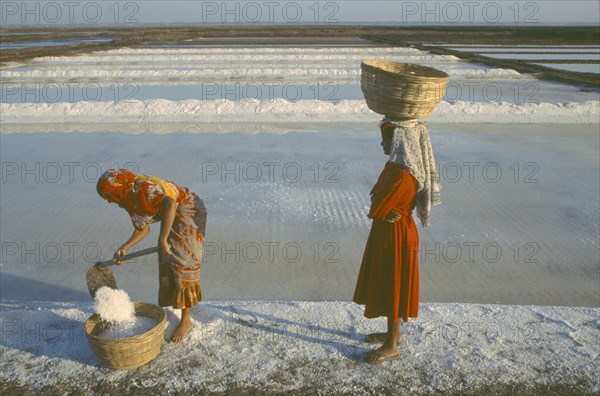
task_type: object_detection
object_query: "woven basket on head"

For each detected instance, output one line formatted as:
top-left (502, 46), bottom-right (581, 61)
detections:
top-left (361, 60), bottom-right (449, 120)
top-left (84, 302), bottom-right (167, 370)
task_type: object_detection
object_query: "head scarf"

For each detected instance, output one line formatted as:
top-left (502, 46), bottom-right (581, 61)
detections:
top-left (380, 118), bottom-right (441, 227)
top-left (97, 168), bottom-right (136, 204)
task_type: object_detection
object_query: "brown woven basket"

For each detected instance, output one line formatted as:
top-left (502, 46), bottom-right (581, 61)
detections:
top-left (84, 302), bottom-right (167, 370)
top-left (361, 60), bottom-right (449, 120)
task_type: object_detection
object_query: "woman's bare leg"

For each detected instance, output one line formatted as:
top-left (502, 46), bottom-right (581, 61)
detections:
top-left (171, 307), bottom-right (193, 343)
top-left (364, 317), bottom-right (400, 362)
top-left (365, 330), bottom-right (403, 344)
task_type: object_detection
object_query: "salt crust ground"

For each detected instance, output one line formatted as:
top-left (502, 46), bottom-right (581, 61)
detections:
top-left (0, 300), bottom-right (598, 395)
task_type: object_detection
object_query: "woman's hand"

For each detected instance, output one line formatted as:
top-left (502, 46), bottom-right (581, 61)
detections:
top-left (112, 225), bottom-right (150, 265)
top-left (113, 245), bottom-right (129, 265)
top-left (385, 211), bottom-right (402, 223)
top-left (159, 239), bottom-right (172, 256)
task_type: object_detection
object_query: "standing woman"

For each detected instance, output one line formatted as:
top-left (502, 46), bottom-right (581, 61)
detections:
top-left (97, 168), bottom-right (207, 343)
top-left (353, 118), bottom-right (441, 362)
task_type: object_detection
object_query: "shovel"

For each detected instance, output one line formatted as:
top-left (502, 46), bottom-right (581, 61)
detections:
top-left (86, 247), bottom-right (158, 299)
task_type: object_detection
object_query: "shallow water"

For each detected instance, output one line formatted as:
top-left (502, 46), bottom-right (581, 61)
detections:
top-left (446, 46), bottom-right (600, 53)
top-left (479, 53), bottom-right (600, 61)
top-left (0, 123), bottom-right (598, 306)
top-left (535, 63), bottom-right (600, 73)
top-left (430, 44), bottom-right (600, 75)
top-left (0, 38), bottom-right (113, 50)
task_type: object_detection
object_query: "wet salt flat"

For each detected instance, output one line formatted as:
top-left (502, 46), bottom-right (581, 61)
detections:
top-left (535, 63), bottom-right (600, 74)
top-left (0, 38), bottom-right (114, 50)
top-left (426, 44), bottom-right (600, 76)
top-left (445, 46), bottom-right (600, 53)
top-left (1, 122), bottom-right (598, 307)
top-left (1, 44), bottom-right (598, 306)
top-left (475, 53), bottom-right (600, 61)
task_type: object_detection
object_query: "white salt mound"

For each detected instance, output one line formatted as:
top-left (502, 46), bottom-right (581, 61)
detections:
top-left (94, 287), bottom-right (136, 324)
top-left (94, 287), bottom-right (158, 338)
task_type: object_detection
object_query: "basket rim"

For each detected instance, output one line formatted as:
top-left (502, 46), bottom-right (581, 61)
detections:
top-left (361, 60), bottom-right (449, 79)
top-left (84, 302), bottom-right (166, 342)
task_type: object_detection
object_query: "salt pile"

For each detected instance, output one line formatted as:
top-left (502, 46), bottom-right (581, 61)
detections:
top-left (93, 287), bottom-right (158, 339)
top-left (93, 286), bottom-right (135, 323)
top-left (3, 98), bottom-right (598, 125)
top-left (99, 317), bottom-right (157, 339)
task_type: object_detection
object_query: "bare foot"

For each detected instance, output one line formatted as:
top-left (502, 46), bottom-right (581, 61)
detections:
top-left (170, 317), bottom-right (193, 343)
top-left (365, 332), bottom-right (403, 344)
top-left (364, 344), bottom-right (399, 363)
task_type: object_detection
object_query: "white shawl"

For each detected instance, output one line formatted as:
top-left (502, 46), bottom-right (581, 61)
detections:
top-left (381, 118), bottom-right (441, 227)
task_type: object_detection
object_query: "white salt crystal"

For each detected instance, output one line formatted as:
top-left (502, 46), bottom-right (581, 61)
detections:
top-left (99, 316), bottom-right (157, 339)
top-left (94, 287), bottom-right (135, 324)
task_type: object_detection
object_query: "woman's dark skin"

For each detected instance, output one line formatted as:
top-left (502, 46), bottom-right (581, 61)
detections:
top-left (364, 127), bottom-right (403, 362)
top-left (111, 195), bottom-right (193, 343)
top-left (381, 129), bottom-right (402, 224)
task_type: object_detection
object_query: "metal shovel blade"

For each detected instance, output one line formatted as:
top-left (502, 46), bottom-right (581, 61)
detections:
top-left (86, 266), bottom-right (118, 299)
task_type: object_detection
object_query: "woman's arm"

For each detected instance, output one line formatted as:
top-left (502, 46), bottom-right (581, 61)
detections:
top-left (114, 224), bottom-right (150, 264)
top-left (158, 196), bottom-right (178, 255)
top-left (369, 184), bottom-right (403, 221)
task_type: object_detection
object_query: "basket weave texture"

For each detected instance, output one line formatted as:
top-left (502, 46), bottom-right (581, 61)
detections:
top-left (84, 302), bottom-right (167, 370)
top-left (361, 60), bottom-right (449, 120)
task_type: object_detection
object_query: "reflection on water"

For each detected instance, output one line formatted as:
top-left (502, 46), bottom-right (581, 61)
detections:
top-left (429, 44), bottom-right (600, 75)
top-left (480, 53), bottom-right (600, 61)
top-left (535, 63), bottom-right (600, 74)
top-left (2, 80), bottom-right (597, 105)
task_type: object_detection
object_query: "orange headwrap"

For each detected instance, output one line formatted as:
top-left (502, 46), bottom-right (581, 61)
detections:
top-left (96, 168), bottom-right (136, 204)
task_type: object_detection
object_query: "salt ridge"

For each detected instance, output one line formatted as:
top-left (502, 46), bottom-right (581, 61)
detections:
top-left (1, 99), bottom-right (598, 129)
top-left (1, 65), bottom-right (520, 83)
top-left (2, 46), bottom-right (522, 83)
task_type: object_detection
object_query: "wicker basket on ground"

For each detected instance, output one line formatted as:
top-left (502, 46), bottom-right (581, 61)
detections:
top-left (84, 302), bottom-right (167, 370)
top-left (361, 60), bottom-right (449, 120)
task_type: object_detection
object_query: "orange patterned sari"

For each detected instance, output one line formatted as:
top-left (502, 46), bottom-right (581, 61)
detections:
top-left (98, 169), bottom-right (206, 309)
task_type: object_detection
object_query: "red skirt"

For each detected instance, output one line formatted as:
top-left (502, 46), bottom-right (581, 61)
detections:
top-left (353, 168), bottom-right (419, 322)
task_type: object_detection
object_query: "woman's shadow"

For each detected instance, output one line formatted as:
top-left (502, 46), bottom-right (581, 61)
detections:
top-left (1, 276), bottom-right (99, 367)
top-left (208, 302), bottom-right (370, 362)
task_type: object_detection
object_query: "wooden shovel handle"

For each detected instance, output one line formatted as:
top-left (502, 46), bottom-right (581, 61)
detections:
top-left (94, 247), bottom-right (159, 268)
